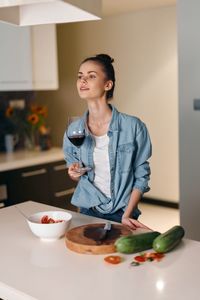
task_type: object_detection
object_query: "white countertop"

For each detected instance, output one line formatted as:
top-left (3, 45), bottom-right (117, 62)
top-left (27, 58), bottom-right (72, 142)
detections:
top-left (0, 201), bottom-right (199, 300)
top-left (0, 147), bottom-right (65, 171)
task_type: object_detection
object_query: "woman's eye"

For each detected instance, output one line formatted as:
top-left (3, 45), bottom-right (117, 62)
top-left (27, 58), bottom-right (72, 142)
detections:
top-left (77, 74), bottom-right (96, 80)
top-left (89, 74), bottom-right (96, 79)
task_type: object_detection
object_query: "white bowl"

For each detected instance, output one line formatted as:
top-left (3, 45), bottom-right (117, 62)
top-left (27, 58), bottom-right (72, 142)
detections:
top-left (27, 210), bottom-right (72, 241)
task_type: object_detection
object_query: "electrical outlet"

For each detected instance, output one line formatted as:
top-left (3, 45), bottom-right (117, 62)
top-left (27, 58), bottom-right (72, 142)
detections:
top-left (9, 99), bottom-right (25, 109)
top-left (193, 99), bottom-right (200, 110)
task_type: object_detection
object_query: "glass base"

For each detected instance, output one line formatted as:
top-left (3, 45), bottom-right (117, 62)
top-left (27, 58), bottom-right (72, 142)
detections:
top-left (75, 166), bottom-right (92, 174)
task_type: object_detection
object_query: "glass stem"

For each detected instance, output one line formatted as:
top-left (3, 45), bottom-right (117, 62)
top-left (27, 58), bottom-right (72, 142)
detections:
top-left (79, 147), bottom-right (82, 167)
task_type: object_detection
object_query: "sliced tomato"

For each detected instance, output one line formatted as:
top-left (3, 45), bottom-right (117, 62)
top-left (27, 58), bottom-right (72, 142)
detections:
top-left (104, 255), bottom-right (122, 265)
top-left (48, 218), bottom-right (55, 223)
top-left (41, 215), bottom-right (49, 224)
top-left (41, 215), bottom-right (64, 224)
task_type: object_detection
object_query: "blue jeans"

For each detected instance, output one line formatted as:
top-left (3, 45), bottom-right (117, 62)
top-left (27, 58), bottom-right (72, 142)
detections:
top-left (79, 207), bottom-right (141, 223)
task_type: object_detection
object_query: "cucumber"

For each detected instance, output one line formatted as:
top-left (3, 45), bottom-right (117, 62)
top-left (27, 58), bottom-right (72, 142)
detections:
top-left (153, 225), bottom-right (185, 253)
top-left (115, 231), bottom-right (160, 254)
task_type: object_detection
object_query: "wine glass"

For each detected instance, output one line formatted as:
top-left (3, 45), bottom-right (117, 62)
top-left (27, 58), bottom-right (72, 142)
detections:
top-left (67, 116), bottom-right (92, 173)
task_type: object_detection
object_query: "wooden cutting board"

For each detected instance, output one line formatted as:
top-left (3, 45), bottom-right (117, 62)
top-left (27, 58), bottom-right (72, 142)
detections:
top-left (65, 223), bottom-right (132, 254)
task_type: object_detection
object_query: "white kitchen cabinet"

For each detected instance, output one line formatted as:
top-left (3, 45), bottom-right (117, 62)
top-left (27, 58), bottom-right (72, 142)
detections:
top-left (0, 22), bottom-right (32, 91)
top-left (0, 23), bottom-right (58, 91)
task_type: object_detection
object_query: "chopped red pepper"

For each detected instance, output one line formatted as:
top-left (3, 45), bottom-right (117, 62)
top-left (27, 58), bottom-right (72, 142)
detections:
top-left (134, 255), bottom-right (146, 262)
top-left (132, 252), bottom-right (165, 265)
top-left (143, 252), bottom-right (165, 261)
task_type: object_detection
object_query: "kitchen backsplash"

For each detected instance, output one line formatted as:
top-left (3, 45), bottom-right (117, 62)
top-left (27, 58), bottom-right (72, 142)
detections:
top-left (0, 91), bottom-right (36, 152)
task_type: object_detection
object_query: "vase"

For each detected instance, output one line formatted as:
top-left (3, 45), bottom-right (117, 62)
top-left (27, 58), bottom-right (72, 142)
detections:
top-left (24, 132), bottom-right (36, 150)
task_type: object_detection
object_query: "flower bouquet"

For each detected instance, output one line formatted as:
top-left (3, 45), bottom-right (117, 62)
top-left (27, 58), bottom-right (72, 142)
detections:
top-left (5, 104), bottom-right (51, 150)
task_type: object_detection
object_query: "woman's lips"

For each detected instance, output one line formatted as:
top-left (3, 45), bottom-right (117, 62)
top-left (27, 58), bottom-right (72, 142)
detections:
top-left (80, 87), bottom-right (89, 91)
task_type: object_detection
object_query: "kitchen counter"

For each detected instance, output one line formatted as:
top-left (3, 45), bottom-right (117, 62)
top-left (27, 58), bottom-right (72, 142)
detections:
top-left (0, 147), bottom-right (65, 172)
top-left (0, 201), bottom-right (199, 300)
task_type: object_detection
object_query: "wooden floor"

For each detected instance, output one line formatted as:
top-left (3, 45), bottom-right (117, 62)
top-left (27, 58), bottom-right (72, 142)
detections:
top-left (139, 202), bottom-right (180, 233)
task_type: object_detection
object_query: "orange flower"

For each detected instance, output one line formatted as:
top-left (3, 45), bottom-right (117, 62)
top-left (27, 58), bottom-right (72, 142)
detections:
top-left (27, 113), bottom-right (39, 125)
top-left (31, 105), bottom-right (47, 117)
top-left (30, 105), bottom-right (37, 113)
top-left (39, 125), bottom-right (48, 135)
top-left (39, 106), bottom-right (48, 117)
top-left (5, 107), bottom-right (14, 117)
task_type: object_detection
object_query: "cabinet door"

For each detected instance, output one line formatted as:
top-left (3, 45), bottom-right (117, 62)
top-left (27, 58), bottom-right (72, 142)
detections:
top-left (8, 164), bottom-right (50, 205)
top-left (0, 22), bottom-right (32, 91)
top-left (48, 161), bottom-right (77, 211)
top-left (31, 24), bottom-right (58, 90)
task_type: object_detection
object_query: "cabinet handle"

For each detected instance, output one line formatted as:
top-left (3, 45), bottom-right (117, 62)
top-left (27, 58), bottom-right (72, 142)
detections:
top-left (21, 168), bottom-right (47, 178)
top-left (53, 164), bottom-right (66, 171)
top-left (54, 188), bottom-right (75, 198)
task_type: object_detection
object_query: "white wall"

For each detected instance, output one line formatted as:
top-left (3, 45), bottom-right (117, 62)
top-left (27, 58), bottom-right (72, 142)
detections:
top-left (38, 6), bottom-right (179, 203)
top-left (177, 0), bottom-right (200, 240)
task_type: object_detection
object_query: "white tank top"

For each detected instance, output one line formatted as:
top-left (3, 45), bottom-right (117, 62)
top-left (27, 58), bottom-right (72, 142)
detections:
top-left (93, 134), bottom-right (111, 198)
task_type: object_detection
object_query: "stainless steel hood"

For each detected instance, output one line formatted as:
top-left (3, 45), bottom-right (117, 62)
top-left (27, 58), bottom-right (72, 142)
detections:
top-left (0, 0), bottom-right (102, 26)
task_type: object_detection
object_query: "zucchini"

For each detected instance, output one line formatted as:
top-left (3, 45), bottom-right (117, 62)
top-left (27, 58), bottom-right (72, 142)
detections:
top-left (115, 231), bottom-right (160, 254)
top-left (153, 225), bottom-right (185, 253)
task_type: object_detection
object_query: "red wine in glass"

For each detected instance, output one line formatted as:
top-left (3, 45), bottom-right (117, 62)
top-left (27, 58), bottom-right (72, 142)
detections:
top-left (67, 118), bottom-right (92, 173)
top-left (68, 132), bottom-right (91, 172)
top-left (67, 116), bottom-right (85, 148)
top-left (68, 134), bottom-right (85, 147)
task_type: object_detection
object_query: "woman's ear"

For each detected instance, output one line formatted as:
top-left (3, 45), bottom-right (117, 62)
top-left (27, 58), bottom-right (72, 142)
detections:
top-left (105, 80), bottom-right (113, 91)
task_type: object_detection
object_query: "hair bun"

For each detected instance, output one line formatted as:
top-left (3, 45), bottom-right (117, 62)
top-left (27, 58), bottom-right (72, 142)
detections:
top-left (96, 54), bottom-right (114, 64)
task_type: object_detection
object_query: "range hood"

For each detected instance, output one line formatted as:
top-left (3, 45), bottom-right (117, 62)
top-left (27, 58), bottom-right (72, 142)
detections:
top-left (0, 0), bottom-right (101, 26)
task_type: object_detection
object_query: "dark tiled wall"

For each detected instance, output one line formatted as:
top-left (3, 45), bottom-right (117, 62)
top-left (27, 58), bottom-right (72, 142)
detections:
top-left (0, 91), bottom-right (36, 152)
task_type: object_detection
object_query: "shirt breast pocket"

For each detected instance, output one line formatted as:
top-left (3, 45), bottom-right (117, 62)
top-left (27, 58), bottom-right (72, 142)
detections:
top-left (117, 143), bottom-right (135, 173)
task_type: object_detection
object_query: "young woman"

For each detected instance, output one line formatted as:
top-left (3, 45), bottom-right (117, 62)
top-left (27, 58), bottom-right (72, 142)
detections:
top-left (63, 54), bottom-right (152, 230)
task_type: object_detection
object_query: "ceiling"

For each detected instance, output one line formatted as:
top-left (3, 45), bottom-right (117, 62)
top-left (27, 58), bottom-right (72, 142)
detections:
top-left (102, 0), bottom-right (176, 16)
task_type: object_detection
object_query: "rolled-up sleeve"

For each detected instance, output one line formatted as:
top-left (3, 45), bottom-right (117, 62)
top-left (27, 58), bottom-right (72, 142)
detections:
top-left (132, 123), bottom-right (152, 194)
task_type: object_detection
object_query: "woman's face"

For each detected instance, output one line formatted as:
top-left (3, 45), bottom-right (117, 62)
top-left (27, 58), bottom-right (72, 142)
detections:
top-left (76, 60), bottom-right (112, 101)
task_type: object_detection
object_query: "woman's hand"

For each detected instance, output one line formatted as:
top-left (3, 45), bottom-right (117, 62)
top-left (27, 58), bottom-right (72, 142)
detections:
top-left (122, 217), bottom-right (151, 231)
top-left (68, 163), bottom-right (85, 181)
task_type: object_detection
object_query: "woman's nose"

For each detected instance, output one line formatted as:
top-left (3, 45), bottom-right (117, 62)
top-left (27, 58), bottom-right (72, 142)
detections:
top-left (80, 76), bottom-right (88, 83)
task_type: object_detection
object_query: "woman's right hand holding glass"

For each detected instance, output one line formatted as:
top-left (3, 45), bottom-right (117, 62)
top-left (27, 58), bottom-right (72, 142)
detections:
top-left (68, 163), bottom-right (87, 180)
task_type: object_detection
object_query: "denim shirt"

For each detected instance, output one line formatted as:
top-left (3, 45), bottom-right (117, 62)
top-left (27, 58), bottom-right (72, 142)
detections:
top-left (63, 105), bottom-right (152, 214)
